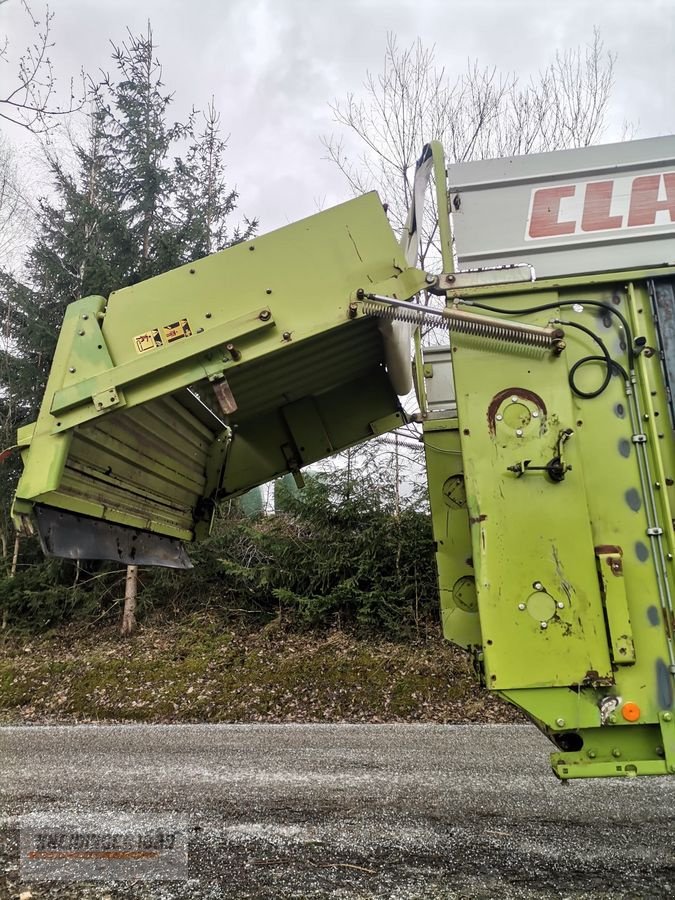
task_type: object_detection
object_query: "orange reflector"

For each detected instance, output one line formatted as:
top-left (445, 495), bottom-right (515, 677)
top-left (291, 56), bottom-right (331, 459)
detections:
top-left (621, 702), bottom-right (641, 722)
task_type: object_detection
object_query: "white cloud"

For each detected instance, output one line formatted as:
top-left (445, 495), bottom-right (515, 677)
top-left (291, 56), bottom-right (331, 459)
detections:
top-left (1, 0), bottom-right (673, 234)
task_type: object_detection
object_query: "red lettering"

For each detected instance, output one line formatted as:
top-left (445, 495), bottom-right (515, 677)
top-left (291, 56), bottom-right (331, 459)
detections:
top-left (627, 174), bottom-right (675, 227)
top-left (528, 185), bottom-right (576, 238)
top-left (581, 180), bottom-right (622, 232)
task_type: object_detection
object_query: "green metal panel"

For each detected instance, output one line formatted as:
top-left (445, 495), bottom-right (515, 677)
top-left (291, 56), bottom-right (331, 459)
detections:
top-left (13, 193), bottom-right (424, 556)
top-left (425, 266), bottom-right (675, 777)
top-left (451, 310), bottom-right (613, 689)
top-left (423, 420), bottom-right (481, 648)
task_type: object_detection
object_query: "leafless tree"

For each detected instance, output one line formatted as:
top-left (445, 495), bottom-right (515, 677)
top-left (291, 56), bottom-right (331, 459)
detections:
top-left (0, 135), bottom-right (34, 265)
top-left (322, 30), bottom-right (616, 271)
top-left (0, 0), bottom-right (83, 133)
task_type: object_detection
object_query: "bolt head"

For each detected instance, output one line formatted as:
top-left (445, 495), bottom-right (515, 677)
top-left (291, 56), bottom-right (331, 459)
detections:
top-left (534, 582), bottom-right (544, 591)
top-left (557, 601), bottom-right (565, 609)
top-left (510, 395), bottom-right (518, 403)
top-left (516, 429), bottom-right (523, 437)
top-left (518, 603), bottom-right (526, 611)
top-left (555, 718), bottom-right (565, 727)
top-left (612, 748), bottom-right (621, 758)
top-left (532, 410), bottom-right (539, 418)
top-left (68, 367), bottom-right (76, 374)
top-left (540, 621), bottom-right (548, 629)
top-left (663, 712), bottom-right (673, 722)
top-left (495, 414), bottom-right (503, 421)
top-left (587, 750), bottom-right (596, 759)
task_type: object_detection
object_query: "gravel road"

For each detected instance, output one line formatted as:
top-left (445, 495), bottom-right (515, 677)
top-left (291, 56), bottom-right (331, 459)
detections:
top-left (0, 723), bottom-right (673, 898)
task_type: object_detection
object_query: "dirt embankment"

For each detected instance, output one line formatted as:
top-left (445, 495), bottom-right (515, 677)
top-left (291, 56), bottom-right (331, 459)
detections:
top-left (0, 618), bottom-right (520, 725)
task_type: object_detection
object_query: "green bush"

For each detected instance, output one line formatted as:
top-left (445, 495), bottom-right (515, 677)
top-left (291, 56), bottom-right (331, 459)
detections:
top-left (0, 471), bottom-right (439, 639)
top-left (143, 472), bottom-right (438, 637)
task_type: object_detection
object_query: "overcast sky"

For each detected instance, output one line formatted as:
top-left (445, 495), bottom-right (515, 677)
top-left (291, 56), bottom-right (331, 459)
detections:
top-left (2, 0), bottom-right (674, 234)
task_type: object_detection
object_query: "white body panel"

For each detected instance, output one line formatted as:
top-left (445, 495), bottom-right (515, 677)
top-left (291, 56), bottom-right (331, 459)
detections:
top-left (449, 136), bottom-right (675, 278)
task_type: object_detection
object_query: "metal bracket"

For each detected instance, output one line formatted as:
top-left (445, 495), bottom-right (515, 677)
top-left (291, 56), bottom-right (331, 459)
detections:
top-left (92, 386), bottom-right (120, 411)
top-left (507, 429), bottom-right (574, 483)
top-left (50, 308), bottom-right (275, 428)
top-left (595, 548), bottom-right (635, 664)
top-left (659, 712), bottom-right (675, 774)
top-left (429, 264), bottom-right (535, 294)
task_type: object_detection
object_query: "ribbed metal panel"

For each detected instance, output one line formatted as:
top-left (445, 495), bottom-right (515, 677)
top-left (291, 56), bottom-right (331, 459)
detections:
top-left (53, 396), bottom-right (215, 536)
top-left (227, 318), bottom-right (384, 422)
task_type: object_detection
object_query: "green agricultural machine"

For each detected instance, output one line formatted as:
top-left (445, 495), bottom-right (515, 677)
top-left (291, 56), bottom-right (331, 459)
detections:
top-left (11, 137), bottom-right (675, 780)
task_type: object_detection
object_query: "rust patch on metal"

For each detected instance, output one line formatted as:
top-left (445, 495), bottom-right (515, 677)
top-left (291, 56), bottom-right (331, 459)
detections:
top-left (212, 377), bottom-right (238, 415)
top-left (606, 556), bottom-right (623, 576)
top-left (487, 387), bottom-right (547, 435)
top-left (581, 669), bottom-right (613, 687)
top-left (595, 544), bottom-right (623, 556)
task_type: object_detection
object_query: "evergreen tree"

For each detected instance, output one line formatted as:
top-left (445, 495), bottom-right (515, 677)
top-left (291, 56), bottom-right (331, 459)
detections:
top-left (94, 24), bottom-right (186, 280)
top-left (174, 99), bottom-right (257, 261)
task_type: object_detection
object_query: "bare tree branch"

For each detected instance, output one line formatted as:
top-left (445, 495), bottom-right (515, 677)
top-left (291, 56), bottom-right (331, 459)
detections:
top-left (322, 30), bottom-right (617, 279)
top-left (0, 1), bottom-right (84, 133)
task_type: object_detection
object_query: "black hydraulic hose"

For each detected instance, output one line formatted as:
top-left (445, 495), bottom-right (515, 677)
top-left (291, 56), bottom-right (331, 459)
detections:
top-left (467, 298), bottom-right (635, 367)
top-left (464, 297), bottom-right (634, 400)
top-left (556, 319), bottom-right (629, 399)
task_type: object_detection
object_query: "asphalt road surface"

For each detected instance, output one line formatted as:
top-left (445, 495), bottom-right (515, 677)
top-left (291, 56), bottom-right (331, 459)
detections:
top-left (0, 724), bottom-right (674, 899)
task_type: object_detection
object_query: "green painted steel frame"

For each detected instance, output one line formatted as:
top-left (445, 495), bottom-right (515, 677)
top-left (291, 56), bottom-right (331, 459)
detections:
top-left (13, 192), bottom-right (429, 543)
top-left (424, 263), bottom-right (675, 779)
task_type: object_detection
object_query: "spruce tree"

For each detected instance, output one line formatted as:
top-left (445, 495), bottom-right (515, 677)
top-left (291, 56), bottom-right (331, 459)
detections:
top-left (174, 99), bottom-right (257, 261)
top-left (95, 23), bottom-right (186, 280)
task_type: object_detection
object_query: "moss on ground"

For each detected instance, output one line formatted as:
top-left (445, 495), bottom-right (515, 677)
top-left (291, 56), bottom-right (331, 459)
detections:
top-left (0, 618), bottom-right (521, 725)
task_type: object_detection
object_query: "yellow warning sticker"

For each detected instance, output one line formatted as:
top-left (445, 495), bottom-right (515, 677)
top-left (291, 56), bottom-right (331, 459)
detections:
top-left (162, 318), bottom-right (192, 343)
top-left (134, 329), bottom-right (163, 354)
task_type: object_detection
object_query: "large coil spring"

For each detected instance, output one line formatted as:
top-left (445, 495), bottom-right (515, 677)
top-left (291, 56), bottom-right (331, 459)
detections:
top-left (362, 300), bottom-right (435, 328)
top-left (361, 298), bottom-right (564, 351)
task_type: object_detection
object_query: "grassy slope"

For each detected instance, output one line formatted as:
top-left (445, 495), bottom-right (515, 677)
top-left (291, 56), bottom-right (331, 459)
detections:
top-left (0, 616), bottom-right (522, 725)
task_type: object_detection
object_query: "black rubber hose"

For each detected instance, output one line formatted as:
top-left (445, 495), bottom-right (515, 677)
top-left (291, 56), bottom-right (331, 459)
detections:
top-left (556, 319), bottom-right (628, 399)
top-left (467, 298), bottom-right (635, 367)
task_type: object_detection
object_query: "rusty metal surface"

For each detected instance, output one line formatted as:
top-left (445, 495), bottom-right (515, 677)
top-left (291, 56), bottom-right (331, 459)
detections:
top-left (35, 506), bottom-right (193, 568)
